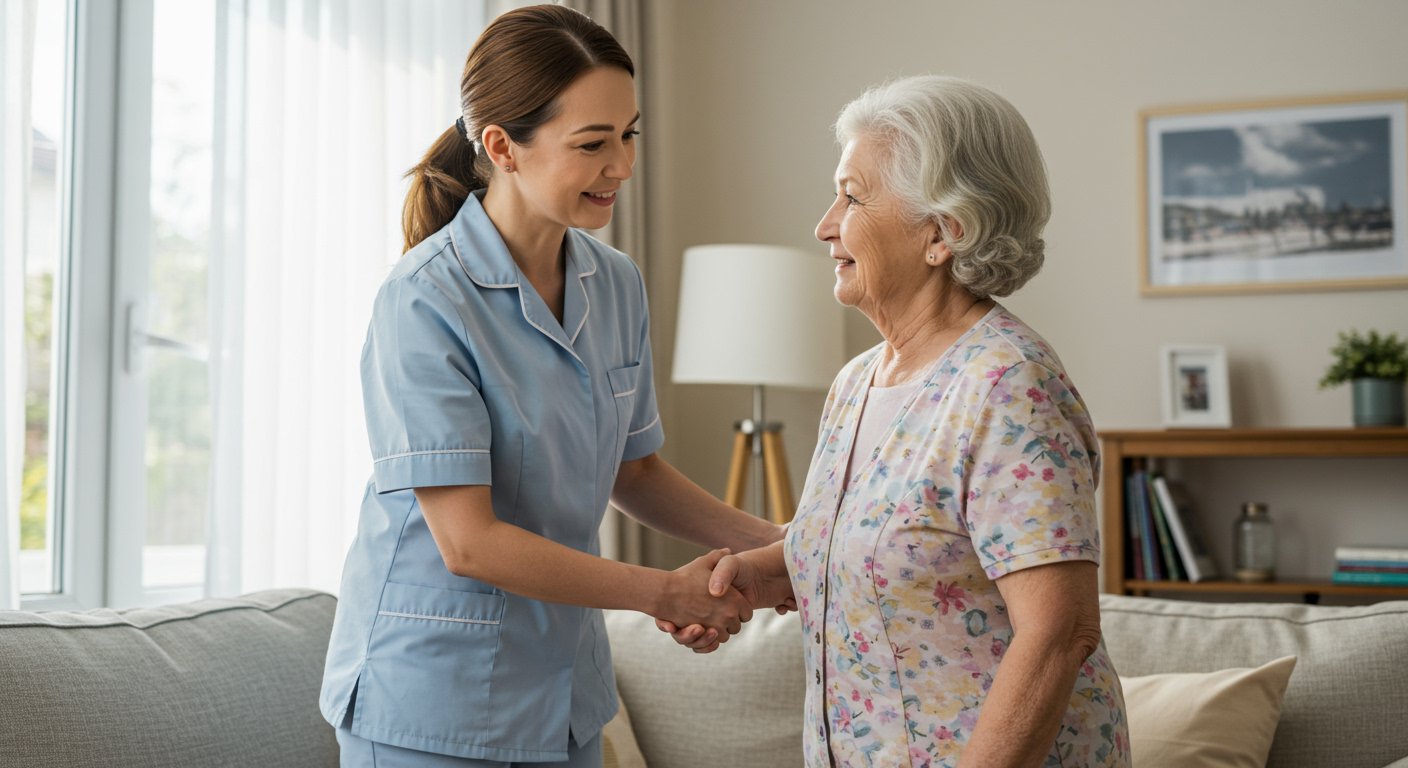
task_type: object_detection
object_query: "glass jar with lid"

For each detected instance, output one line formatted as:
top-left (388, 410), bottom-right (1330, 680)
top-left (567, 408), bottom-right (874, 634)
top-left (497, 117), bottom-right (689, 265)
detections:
top-left (1233, 502), bottom-right (1276, 582)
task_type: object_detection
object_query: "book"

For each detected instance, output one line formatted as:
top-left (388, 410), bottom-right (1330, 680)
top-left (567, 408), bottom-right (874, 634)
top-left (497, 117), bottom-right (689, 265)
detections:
top-left (1124, 472), bottom-right (1145, 581)
top-left (1336, 563), bottom-right (1408, 574)
top-left (1334, 546), bottom-right (1408, 563)
top-left (1336, 561), bottom-right (1408, 573)
top-left (1331, 570), bottom-right (1408, 586)
top-left (1152, 476), bottom-right (1218, 582)
top-left (1131, 470), bottom-right (1161, 580)
top-left (1146, 472), bottom-right (1185, 582)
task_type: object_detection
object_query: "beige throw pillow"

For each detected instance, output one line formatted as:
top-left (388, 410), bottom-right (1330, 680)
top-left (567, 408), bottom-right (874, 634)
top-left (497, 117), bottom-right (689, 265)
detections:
top-left (1121, 655), bottom-right (1297, 768)
top-left (602, 699), bottom-right (648, 768)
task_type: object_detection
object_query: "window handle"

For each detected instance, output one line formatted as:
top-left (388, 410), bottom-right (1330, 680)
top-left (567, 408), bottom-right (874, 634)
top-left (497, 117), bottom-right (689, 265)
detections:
top-left (124, 302), bottom-right (208, 374)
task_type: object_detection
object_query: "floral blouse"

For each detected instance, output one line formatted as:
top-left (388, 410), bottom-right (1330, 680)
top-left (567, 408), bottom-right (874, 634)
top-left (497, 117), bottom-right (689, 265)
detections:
top-left (784, 305), bottom-right (1130, 767)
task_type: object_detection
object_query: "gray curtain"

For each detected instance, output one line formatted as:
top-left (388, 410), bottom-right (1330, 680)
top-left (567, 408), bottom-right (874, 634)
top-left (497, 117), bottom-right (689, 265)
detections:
top-left (555, 0), bottom-right (648, 265)
top-left (555, 0), bottom-right (650, 565)
top-left (482, 0), bottom-right (648, 265)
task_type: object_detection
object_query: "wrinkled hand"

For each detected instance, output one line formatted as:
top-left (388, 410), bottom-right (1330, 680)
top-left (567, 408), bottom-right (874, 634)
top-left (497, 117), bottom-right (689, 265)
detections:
top-left (652, 549), bottom-right (753, 651)
top-left (656, 551), bottom-right (796, 653)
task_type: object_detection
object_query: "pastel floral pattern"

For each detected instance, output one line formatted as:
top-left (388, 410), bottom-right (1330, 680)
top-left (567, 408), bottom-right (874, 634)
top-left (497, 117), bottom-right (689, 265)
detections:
top-left (784, 305), bottom-right (1130, 767)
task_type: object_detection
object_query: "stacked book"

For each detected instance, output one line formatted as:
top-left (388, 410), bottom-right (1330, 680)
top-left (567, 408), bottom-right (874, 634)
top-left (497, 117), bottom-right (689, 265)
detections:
top-left (1333, 546), bottom-right (1408, 586)
top-left (1124, 468), bottom-right (1219, 583)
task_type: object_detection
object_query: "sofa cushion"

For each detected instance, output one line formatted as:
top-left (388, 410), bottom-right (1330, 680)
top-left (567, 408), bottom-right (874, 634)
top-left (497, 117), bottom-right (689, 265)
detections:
top-left (602, 699), bottom-right (647, 768)
top-left (1123, 655), bottom-right (1296, 767)
top-left (0, 588), bottom-right (338, 768)
top-left (1100, 595), bottom-right (1408, 768)
top-left (604, 608), bottom-right (804, 768)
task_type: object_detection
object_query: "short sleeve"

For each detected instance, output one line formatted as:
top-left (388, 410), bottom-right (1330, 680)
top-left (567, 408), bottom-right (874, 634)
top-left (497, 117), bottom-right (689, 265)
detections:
top-left (963, 361), bottom-right (1101, 580)
top-left (621, 269), bottom-right (664, 461)
top-left (362, 275), bottom-right (492, 493)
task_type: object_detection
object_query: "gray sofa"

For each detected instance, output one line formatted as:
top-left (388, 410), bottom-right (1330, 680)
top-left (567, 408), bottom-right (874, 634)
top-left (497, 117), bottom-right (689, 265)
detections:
top-left (1099, 595), bottom-right (1408, 768)
top-left (604, 595), bottom-right (1408, 768)
top-left (0, 588), bottom-right (337, 768)
top-left (5, 589), bottom-right (1407, 767)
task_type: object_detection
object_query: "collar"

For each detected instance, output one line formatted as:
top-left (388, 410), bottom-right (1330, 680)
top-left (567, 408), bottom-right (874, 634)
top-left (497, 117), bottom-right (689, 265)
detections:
top-left (448, 190), bottom-right (598, 365)
top-left (447, 189), bottom-right (598, 288)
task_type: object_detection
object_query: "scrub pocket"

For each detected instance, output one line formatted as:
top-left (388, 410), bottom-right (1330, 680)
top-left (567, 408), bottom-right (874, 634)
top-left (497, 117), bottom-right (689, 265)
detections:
top-left (355, 581), bottom-right (505, 737)
top-left (606, 364), bottom-right (640, 458)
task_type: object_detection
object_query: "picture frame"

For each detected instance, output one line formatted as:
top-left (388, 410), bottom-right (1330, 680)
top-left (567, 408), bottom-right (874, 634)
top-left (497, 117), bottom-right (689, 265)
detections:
top-left (1140, 92), bottom-right (1408, 296)
top-left (1160, 345), bottom-right (1231, 428)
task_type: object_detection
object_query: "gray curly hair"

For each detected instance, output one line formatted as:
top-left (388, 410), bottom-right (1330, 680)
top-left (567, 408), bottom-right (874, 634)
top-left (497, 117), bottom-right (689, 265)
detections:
top-left (835, 75), bottom-right (1050, 299)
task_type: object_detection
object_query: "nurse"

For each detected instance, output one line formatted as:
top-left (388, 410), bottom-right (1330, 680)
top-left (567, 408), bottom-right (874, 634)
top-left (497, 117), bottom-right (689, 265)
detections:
top-left (318, 6), bottom-right (782, 766)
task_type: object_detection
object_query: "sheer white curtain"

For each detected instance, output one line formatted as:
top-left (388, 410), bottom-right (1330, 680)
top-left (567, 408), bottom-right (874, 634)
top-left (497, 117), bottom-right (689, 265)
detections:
top-left (208, 0), bottom-right (488, 596)
top-left (0, 0), bottom-right (36, 610)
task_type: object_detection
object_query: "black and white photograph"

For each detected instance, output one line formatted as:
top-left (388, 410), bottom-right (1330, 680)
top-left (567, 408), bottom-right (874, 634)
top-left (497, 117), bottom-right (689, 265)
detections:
top-left (1142, 94), bottom-right (1408, 295)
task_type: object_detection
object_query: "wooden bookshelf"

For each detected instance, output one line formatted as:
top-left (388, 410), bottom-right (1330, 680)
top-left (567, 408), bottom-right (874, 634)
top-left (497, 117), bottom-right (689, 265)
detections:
top-left (1100, 428), bottom-right (1408, 602)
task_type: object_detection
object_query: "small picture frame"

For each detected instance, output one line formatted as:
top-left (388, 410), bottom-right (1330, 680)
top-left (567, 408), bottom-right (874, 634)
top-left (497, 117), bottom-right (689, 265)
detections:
top-left (1160, 345), bottom-right (1232, 428)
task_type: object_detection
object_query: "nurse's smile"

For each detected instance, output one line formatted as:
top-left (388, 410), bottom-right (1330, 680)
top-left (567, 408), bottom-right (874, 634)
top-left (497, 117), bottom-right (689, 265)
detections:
top-left (583, 189), bottom-right (617, 206)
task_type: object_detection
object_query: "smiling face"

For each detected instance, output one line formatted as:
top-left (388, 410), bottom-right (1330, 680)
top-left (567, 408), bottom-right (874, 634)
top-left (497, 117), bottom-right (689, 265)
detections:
top-left (499, 66), bottom-right (638, 232)
top-left (815, 134), bottom-right (943, 314)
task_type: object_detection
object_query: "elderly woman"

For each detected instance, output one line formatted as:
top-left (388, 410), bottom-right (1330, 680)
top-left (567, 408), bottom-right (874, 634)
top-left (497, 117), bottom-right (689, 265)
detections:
top-left (666, 76), bottom-right (1130, 766)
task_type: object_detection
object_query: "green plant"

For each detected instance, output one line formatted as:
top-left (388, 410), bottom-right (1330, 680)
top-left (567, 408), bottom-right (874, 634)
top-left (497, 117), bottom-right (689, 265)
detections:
top-left (1319, 329), bottom-right (1408, 388)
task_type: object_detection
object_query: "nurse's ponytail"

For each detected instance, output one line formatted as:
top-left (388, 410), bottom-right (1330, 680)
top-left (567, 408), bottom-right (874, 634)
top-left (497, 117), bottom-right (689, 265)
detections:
top-left (402, 127), bottom-right (483, 254)
top-left (400, 4), bottom-right (634, 253)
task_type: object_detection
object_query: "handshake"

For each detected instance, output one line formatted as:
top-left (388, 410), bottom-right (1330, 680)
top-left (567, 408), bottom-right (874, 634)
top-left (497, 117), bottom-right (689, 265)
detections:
top-left (651, 545), bottom-right (795, 654)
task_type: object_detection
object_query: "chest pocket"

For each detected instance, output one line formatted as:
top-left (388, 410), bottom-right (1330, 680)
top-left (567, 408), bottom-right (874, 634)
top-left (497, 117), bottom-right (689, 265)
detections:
top-left (606, 363), bottom-right (640, 459)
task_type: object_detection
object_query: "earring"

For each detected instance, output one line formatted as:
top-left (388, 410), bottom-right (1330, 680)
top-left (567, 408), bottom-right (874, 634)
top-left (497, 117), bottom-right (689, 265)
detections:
top-left (926, 253), bottom-right (937, 265)
top-left (503, 165), bottom-right (514, 173)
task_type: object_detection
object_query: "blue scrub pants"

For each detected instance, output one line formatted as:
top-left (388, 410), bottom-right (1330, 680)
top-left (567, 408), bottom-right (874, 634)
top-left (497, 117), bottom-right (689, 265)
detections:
top-left (335, 729), bottom-right (602, 768)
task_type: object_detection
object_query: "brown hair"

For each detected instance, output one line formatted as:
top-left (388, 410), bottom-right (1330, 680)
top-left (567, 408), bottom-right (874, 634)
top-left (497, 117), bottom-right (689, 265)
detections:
top-left (400, 4), bottom-right (634, 252)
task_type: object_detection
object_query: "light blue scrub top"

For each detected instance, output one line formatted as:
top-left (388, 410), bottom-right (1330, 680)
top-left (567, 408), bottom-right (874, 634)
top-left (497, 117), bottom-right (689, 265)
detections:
top-left (319, 190), bottom-right (664, 763)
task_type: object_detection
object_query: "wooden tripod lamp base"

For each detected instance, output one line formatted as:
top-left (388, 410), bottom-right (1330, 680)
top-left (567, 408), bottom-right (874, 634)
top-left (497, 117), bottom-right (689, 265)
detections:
top-left (723, 420), bottom-right (795, 524)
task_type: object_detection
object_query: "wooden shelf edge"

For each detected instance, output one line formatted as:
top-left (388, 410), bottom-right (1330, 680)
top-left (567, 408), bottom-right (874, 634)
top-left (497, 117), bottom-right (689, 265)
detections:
top-left (1102, 429), bottom-right (1408, 457)
top-left (1099, 427), bottom-right (1408, 441)
top-left (1123, 579), bottom-right (1408, 598)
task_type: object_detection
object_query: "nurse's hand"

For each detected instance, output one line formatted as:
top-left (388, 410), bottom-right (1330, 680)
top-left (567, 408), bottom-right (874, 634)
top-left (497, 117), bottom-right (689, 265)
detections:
top-left (652, 548), bottom-right (753, 650)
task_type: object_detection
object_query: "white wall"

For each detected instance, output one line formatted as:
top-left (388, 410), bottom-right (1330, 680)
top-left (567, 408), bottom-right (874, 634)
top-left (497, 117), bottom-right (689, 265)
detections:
top-left (640, 0), bottom-right (1408, 570)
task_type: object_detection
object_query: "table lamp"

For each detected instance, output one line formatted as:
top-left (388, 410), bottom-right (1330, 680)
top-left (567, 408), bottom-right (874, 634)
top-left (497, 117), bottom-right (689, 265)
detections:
top-left (672, 244), bottom-right (844, 522)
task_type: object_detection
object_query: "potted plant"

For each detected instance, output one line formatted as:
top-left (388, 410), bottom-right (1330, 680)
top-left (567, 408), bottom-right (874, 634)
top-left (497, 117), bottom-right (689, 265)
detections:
top-left (1319, 330), bottom-right (1407, 427)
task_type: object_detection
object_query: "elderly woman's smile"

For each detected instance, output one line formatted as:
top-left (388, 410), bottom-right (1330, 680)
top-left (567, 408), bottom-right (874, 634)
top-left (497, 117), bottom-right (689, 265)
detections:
top-left (817, 135), bottom-right (944, 316)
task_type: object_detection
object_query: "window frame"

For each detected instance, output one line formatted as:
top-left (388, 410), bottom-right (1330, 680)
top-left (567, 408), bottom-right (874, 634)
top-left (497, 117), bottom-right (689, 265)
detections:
top-left (27, 0), bottom-right (218, 610)
top-left (20, 0), bottom-right (117, 612)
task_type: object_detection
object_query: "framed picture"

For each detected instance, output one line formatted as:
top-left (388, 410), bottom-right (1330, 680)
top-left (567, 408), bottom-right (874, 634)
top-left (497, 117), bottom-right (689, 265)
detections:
top-left (1160, 345), bottom-right (1231, 428)
top-left (1140, 92), bottom-right (1408, 296)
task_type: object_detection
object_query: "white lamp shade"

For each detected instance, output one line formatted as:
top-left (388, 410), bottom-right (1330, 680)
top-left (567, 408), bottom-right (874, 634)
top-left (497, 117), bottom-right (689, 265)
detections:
top-left (672, 244), bottom-right (844, 390)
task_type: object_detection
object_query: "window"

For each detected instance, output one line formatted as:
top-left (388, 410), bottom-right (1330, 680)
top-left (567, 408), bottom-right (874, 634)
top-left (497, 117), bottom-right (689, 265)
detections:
top-left (5, 0), bottom-right (73, 599)
top-left (4, 0), bottom-right (488, 609)
top-left (5, 0), bottom-right (220, 607)
top-left (108, 0), bottom-right (218, 603)
top-left (4, 0), bottom-right (115, 611)
top-left (3, 0), bottom-right (219, 608)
